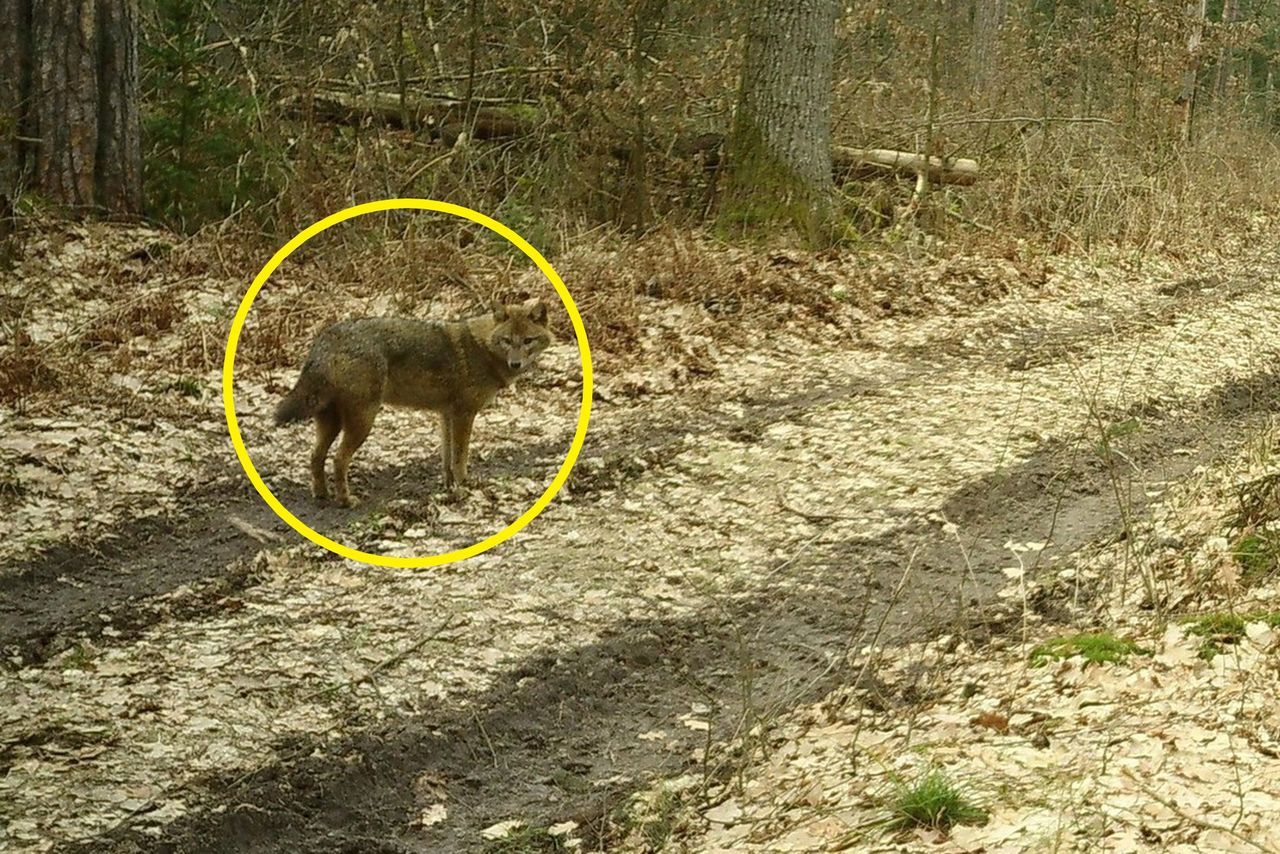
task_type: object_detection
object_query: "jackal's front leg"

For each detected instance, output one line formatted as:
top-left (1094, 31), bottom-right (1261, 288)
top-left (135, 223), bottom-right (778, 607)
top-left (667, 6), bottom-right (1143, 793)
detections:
top-left (446, 409), bottom-right (478, 490)
top-left (438, 413), bottom-right (456, 490)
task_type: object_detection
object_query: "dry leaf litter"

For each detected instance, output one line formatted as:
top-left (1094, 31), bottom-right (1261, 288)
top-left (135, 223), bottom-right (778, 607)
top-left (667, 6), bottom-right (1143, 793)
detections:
top-left (2, 220), bottom-right (1280, 851)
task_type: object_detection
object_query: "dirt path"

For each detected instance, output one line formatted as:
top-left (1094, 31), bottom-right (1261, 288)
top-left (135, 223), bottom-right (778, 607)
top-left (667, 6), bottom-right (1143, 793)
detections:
top-left (4, 253), bottom-right (1280, 853)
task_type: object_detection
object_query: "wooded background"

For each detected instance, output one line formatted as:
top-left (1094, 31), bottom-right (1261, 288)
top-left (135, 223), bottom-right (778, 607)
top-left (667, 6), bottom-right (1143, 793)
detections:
top-left (3, 0), bottom-right (1280, 253)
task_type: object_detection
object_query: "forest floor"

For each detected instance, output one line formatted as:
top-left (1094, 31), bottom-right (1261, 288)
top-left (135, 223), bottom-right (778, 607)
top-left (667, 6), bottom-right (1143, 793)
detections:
top-left (3, 218), bottom-right (1280, 853)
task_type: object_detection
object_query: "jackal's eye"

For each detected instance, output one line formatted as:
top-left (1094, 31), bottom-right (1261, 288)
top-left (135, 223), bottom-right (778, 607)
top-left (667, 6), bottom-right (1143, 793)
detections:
top-left (523, 337), bottom-right (539, 346)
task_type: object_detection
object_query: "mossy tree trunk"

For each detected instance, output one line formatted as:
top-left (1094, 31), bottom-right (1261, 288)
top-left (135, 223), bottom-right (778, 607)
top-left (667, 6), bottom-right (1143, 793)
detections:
top-left (0, 0), bottom-right (142, 216)
top-left (720, 0), bottom-right (837, 243)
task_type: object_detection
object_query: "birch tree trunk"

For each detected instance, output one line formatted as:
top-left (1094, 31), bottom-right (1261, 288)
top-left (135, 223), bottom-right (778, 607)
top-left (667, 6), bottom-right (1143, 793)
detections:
top-left (721, 0), bottom-right (837, 243)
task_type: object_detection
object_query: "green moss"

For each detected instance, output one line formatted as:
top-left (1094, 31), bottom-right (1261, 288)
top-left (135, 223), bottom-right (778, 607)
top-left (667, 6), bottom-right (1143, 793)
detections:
top-left (639, 789), bottom-right (682, 851)
top-left (1029, 632), bottom-right (1148, 667)
top-left (1185, 612), bottom-right (1280, 660)
top-left (507, 103), bottom-right (543, 123)
top-left (155, 376), bottom-right (202, 397)
top-left (607, 786), bottom-right (684, 851)
top-left (717, 117), bottom-right (830, 245)
top-left (548, 769), bottom-right (590, 794)
top-left (60, 643), bottom-right (95, 670)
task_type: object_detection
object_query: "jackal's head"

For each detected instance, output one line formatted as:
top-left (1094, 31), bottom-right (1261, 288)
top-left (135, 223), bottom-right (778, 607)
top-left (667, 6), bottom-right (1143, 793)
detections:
top-left (490, 298), bottom-right (552, 374)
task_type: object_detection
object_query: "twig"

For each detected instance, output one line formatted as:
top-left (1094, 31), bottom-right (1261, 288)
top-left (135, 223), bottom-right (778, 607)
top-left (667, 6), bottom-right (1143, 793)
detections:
top-left (1120, 768), bottom-right (1277, 853)
top-left (299, 616), bottom-right (461, 703)
top-left (762, 530), bottom-right (826, 582)
top-left (847, 546), bottom-right (920, 769)
top-left (776, 489), bottom-right (861, 523)
top-left (398, 147), bottom-right (460, 196)
top-left (945, 207), bottom-right (995, 232)
top-left (227, 514), bottom-right (283, 545)
top-left (472, 711), bottom-right (500, 768)
top-left (381, 66), bottom-right (564, 84)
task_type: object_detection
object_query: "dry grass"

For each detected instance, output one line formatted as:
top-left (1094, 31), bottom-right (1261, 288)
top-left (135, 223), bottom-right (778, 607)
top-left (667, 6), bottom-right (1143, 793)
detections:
top-left (80, 290), bottom-right (185, 350)
top-left (0, 334), bottom-right (78, 408)
top-left (0, 210), bottom-right (1063, 415)
top-left (970, 117), bottom-right (1280, 255)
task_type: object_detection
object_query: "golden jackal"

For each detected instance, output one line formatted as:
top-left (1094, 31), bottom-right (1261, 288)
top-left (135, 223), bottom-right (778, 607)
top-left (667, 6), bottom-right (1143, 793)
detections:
top-left (274, 299), bottom-right (552, 506)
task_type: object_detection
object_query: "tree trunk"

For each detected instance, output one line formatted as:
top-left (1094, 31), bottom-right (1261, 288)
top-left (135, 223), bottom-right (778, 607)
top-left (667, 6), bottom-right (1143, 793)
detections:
top-left (721, 0), bottom-right (837, 243)
top-left (3, 0), bottom-right (142, 216)
top-left (915, 27), bottom-right (943, 229)
top-left (618, 0), bottom-right (666, 233)
top-left (1214, 0), bottom-right (1239, 101)
top-left (971, 0), bottom-right (1007, 94)
top-left (1179, 0), bottom-right (1207, 144)
top-left (93, 0), bottom-right (142, 212)
top-left (0, 0), bottom-right (33, 205)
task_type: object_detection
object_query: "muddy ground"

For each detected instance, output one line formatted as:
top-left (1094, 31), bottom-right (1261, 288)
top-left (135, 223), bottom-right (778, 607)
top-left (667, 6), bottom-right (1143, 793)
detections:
top-left (3, 232), bottom-right (1280, 852)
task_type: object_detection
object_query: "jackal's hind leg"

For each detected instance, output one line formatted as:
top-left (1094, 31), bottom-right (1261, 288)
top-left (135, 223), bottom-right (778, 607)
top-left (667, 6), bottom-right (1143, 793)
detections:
top-left (311, 406), bottom-right (340, 500)
top-left (333, 403), bottom-right (379, 507)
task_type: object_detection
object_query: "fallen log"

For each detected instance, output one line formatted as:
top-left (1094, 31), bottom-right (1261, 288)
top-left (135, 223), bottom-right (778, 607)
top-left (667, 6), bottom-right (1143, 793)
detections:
top-left (278, 89), bottom-right (538, 142)
top-left (832, 146), bottom-right (979, 186)
top-left (672, 134), bottom-right (979, 186)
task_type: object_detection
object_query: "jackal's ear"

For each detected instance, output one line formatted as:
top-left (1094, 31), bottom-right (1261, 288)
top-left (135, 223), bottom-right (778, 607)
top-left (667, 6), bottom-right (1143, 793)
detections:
top-left (526, 298), bottom-right (548, 324)
top-left (491, 301), bottom-right (509, 321)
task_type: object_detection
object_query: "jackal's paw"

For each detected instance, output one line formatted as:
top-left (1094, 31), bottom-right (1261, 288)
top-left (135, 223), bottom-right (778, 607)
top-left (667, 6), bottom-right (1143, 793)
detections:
top-left (336, 494), bottom-right (361, 508)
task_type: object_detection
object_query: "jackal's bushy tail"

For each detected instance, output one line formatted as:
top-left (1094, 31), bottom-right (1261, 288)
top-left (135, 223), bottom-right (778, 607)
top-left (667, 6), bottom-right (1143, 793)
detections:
top-left (274, 369), bottom-right (333, 425)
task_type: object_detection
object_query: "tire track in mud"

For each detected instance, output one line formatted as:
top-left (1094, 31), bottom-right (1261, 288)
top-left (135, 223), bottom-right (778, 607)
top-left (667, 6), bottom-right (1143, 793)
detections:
top-left (0, 375), bottom-right (888, 667)
top-left (15, 268), bottom-right (1280, 850)
top-left (0, 443), bottom-right (561, 666)
top-left (77, 367), bottom-right (1278, 854)
top-left (892, 272), bottom-right (1270, 371)
top-left (8, 264), bottom-right (1264, 668)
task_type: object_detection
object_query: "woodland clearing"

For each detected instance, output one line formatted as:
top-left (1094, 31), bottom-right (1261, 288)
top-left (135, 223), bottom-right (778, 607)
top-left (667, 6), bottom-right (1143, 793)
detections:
top-left (4, 218), bottom-right (1280, 852)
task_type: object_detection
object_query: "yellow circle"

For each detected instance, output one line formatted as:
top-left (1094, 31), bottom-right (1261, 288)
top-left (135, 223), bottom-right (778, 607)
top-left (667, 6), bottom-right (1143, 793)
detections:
top-left (222, 199), bottom-right (593, 568)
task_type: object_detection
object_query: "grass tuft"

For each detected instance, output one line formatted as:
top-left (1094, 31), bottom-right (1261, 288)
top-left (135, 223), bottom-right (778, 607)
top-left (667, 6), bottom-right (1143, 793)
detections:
top-left (481, 825), bottom-right (569, 854)
top-left (889, 768), bottom-right (987, 832)
top-left (603, 785), bottom-right (686, 851)
top-left (1233, 532), bottom-right (1278, 582)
